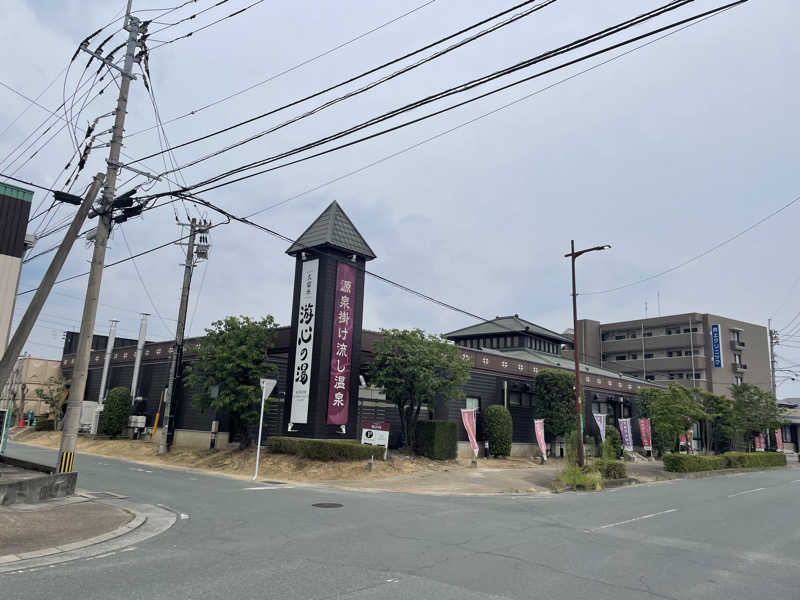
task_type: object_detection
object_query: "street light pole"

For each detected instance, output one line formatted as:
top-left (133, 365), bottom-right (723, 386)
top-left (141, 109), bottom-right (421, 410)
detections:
top-left (565, 240), bottom-right (611, 467)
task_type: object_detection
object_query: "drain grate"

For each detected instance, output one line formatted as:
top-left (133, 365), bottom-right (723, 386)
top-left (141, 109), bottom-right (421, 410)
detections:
top-left (312, 502), bottom-right (343, 509)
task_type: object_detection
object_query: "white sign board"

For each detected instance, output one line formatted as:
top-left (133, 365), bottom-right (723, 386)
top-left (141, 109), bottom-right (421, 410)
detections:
top-left (289, 259), bottom-right (318, 428)
top-left (361, 428), bottom-right (389, 447)
top-left (260, 378), bottom-right (277, 401)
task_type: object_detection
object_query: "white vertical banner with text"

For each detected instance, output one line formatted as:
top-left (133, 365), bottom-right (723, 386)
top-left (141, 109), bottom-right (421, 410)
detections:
top-left (289, 259), bottom-right (319, 428)
top-left (593, 413), bottom-right (607, 443)
top-left (619, 418), bottom-right (634, 452)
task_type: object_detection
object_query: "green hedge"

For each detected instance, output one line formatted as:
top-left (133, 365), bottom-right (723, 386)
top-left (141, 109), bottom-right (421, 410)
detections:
top-left (723, 452), bottom-right (786, 468)
top-left (594, 459), bottom-right (627, 479)
top-left (414, 420), bottom-right (457, 460)
top-left (34, 418), bottom-right (55, 431)
top-left (99, 387), bottom-right (131, 437)
top-left (267, 437), bottom-right (377, 461)
top-left (484, 405), bottom-right (512, 457)
top-left (663, 452), bottom-right (786, 472)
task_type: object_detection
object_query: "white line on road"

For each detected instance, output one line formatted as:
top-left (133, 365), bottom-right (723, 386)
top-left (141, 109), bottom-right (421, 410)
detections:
top-left (242, 486), bottom-right (285, 490)
top-left (592, 509), bottom-right (678, 531)
top-left (727, 487), bottom-right (765, 498)
top-left (179, 513), bottom-right (190, 520)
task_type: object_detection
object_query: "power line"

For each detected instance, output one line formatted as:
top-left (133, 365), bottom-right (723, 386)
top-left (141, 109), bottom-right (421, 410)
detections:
top-left (582, 191), bottom-right (800, 295)
top-left (120, 226), bottom-right (173, 335)
top-left (126, 0), bottom-right (438, 140)
top-left (0, 172), bottom-right (57, 193)
top-left (152, 0), bottom-right (733, 199)
top-left (142, 0), bottom-right (557, 177)
top-left (147, 0), bottom-right (267, 50)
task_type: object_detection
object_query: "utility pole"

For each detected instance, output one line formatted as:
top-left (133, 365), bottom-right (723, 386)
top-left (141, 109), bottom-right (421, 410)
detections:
top-left (768, 319), bottom-right (778, 397)
top-left (565, 240), bottom-right (611, 467)
top-left (0, 173), bottom-right (104, 403)
top-left (58, 5), bottom-right (141, 473)
top-left (160, 219), bottom-right (198, 454)
top-left (130, 313), bottom-right (148, 402)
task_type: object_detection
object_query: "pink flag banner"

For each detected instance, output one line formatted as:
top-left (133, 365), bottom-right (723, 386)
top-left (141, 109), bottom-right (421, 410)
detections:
top-left (593, 413), bottom-right (607, 443)
top-left (461, 409), bottom-right (479, 458)
top-left (534, 419), bottom-right (547, 460)
top-left (639, 418), bottom-right (652, 452)
top-left (619, 418), bottom-right (633, 452)
top-left (327, 262), bottom-right (356, 427)
top-left (775, 428), bottom-right (783, 451)
top-left (754, 432), bottom-right (765, 451)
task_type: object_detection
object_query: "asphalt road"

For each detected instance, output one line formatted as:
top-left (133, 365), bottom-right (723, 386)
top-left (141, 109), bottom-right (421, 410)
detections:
top-left (3, 442), bottom-right (799, 600)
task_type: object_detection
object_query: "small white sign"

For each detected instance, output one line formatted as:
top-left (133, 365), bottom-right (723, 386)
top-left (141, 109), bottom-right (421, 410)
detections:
top-left (361, 428), bottom-right (389, 447)
top-left (260, 378), bottom-right (277, 401)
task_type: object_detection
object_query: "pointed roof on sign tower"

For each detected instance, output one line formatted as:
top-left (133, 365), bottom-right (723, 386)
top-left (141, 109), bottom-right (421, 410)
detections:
top-left (286, 201), bottom-right (376, 260)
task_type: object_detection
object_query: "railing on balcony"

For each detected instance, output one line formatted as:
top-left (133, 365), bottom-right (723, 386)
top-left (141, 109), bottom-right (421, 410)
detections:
top-left (730, 339), bottom-right (746, 350)
top-left (733, 362), bottom-right (747, 372)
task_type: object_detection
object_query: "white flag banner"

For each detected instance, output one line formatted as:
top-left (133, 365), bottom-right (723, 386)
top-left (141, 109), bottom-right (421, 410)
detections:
top-left (593, 413), bottom-right (607, 443)
top-left (289, 259), bottom-right (318, 427)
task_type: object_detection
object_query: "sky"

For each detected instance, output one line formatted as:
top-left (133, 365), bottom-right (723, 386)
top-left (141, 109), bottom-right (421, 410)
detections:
top-left (2, 0), bottom-right (799, 395)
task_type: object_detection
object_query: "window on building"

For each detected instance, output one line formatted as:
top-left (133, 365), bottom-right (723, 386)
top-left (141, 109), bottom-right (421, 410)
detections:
top-left (685, 349), bottom-right (692, 356)
top-left (782, 425), bottom-right (794, 443)
top-left (667, 351), bottom-right (673, 357)
top-left (622, 404), bottom-right (631, 418)
top-left (491, 338), bottom-right (498, 349)
top-left (522, 392), bottom-right (534, 407)
top-left (733, 353), bottom-right (742, 365)
top-left (615, 335), bottom-right (625, 340)
top-left (630, 332), bottom-right (637, 339)
top-left (630, 353), bottom-right (638, 360)
top-left (466, 397), bottom-right (480, 411)
top-left (645, 353), bottom-right (654, 359)
top-left (734, 375), bottom-right (743, 385)
top-left (616, 355), bottom-right (626, 361)
top-left (509, 391), bottom-right (522, 406)
top-left (692, 327), bottom-right (698, 332)
top-left (646, 375), bottom-right (655, 381)
top-left (512, 336), bottom-right (519, 347)
top-left (694, 372), bottom-right (702, 379)
top-left (666, 329), bottom-right (673, 335)
top-left (644, 332), bottom-right (653, 337)
top-left (669, 373), bottom-right (675, 380)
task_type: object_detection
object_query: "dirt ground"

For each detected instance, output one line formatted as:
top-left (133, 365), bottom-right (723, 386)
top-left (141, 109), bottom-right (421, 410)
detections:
top-left (12, 430), bottom-right (543, 484)
top-left (13, 430), bottom-right (670, 493)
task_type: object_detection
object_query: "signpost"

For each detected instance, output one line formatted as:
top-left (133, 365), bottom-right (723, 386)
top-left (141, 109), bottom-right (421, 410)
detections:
top-left (361, 421), bottom-right (389, 459)
top-left (253, 378), bottom-right (277, 480)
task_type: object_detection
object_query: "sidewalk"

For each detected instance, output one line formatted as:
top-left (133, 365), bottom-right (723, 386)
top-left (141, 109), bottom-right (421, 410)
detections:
top-left (0, 495), bottom-right (133, 561)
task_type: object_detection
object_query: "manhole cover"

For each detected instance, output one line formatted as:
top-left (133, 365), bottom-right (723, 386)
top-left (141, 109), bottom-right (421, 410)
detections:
top-left (312, 502), bottom-right (343, 509)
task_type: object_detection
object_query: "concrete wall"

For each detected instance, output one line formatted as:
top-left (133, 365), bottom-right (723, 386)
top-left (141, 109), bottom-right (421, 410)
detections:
top-left (0, 455), bottom-right (77, 505)
top-left (172, 429), bottom-right (234, 450)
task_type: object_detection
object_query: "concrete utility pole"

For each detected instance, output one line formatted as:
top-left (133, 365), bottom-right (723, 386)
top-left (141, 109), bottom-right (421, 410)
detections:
top-left (768, 319), bottom-right (778, 397)
top-left (58, 6), bottom-right (140, 473)
top-left (130, 313), bottom-right (148, 402)
top-left (0, 173), bottom-right (104, 404)
top-left (160, 219), bottom-right (198, 454)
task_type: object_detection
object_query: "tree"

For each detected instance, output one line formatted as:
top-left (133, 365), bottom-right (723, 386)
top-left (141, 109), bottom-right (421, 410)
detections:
top-left (640, 385), bottom-right (706, 456)
top-left (730, 383), bottom-right (785, 451)
top-left (531, 369), bottom-right (576, 440)
top-left (695, 390), bottom-right (735, 453)
top-left (368, 329), bottom-right (471, 452)
top-left (34, 375), bottom-right (68, 430)
top-left (99, 387), bottom-right (131, 437)
top-left (484, 404), bottom-right (512, 457)
top-left (185, 315), bottom-right (278, 449)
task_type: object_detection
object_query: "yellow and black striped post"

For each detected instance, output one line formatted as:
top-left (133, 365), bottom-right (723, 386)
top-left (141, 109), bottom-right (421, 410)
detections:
top-left (58, 451), bottom-right (75, 473)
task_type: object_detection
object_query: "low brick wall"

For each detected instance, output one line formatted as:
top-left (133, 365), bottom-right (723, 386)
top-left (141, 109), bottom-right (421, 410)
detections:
top-left (0, 455), bottom-right (77, 506)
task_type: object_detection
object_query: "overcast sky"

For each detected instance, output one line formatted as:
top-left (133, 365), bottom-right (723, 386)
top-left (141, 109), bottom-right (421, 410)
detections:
top-left (3, 0), bottom-right (799, 395)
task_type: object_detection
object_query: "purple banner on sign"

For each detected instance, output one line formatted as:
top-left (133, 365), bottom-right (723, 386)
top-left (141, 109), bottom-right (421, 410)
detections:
top-left (593, 413), bottom-right (606, 443)
top-left (327, 262), bottom-right (356, 425)
top-left (619, 418), bottom-right (633, 452)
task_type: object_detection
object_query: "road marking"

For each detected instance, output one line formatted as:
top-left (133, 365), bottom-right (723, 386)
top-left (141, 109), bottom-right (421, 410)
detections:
top-left (86, 551), bottom-right (117, 561)
top-left (791, 480), bottom-right (800, 484)
top-left (242, 486), bottom-right (285, 490)
top-left (179, 513), bottom-right (190, 520)
top-left (727, 487), bottom-right (765, 498)
top-left (592, 509), bottom-right (678, 531)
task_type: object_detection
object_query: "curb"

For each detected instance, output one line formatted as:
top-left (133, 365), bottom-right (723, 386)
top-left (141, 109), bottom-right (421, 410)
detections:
top-left (0, 510), bottom-right (146, 566)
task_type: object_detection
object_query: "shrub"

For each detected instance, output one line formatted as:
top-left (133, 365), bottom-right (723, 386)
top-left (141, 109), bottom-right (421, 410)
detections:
top-left (484, 405), bottom-right (512, 457)
top-left (602, 426), bottom-right (623, 459)
top-left (414, 420), bottom-right (457, 460)
top-left (266, 437), bottom-right (377, 461)
top-left (663, 454), bottom-right (727, 472)
top-left (723, 452), bottom-right (786, 468)
top-left (557, 465), bottom-right (601, 490)
top-left (98, 387), bottom-right (131, 437)
top-left (34, 418), bottom-right (54, 431)
top-left (594, 458), bottom-right (627, 479)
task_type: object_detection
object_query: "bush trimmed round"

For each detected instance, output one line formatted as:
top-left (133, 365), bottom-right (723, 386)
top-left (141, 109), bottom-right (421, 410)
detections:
top-left (99, 387), bottom-right (131, 437)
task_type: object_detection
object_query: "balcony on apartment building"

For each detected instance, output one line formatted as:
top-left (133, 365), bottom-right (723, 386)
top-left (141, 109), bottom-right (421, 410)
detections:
top-left (732, 362), bottom-right (748, 373)
top-left (601, 331), bottom-right (704, 354)
top-left (606, 354), bottom-right (706, 373)
top-left (730, 339), bottom-right (746, 350)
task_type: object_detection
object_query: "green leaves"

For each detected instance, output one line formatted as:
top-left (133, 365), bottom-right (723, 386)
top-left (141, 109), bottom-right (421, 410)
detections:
top-left (368, 329), bottom-right (471, 449)
top-left (730, 383), bottom-right (786, 449)
top-left (532, 369), bottom-right (576, 438)
top-left (185, 315), bottom-right (278, 444)
top-left (640, 385), bottom-right (707, 455)
top-left (99, 387), bottom-right (131, 437)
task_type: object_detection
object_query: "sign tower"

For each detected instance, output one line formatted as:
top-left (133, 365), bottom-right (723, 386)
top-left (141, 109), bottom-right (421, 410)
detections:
top-left (284, 202), bottom-right (376, 439)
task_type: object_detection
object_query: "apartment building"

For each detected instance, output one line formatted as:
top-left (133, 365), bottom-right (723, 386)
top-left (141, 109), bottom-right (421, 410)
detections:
top-left (574, 313), bottom-right (771, 397)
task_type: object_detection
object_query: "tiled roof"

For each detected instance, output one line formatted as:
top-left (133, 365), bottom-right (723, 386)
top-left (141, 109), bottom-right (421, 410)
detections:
top-left (286, 201), bottom-right (375, 259)
top-left (445, 315), bottom-right (572, 344)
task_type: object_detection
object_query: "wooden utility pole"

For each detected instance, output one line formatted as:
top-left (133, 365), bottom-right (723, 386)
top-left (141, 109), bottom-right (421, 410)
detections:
top-left (58, 5), bottom-right (140, 473)
top-left (159, 219), bottom-right (198, 454)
